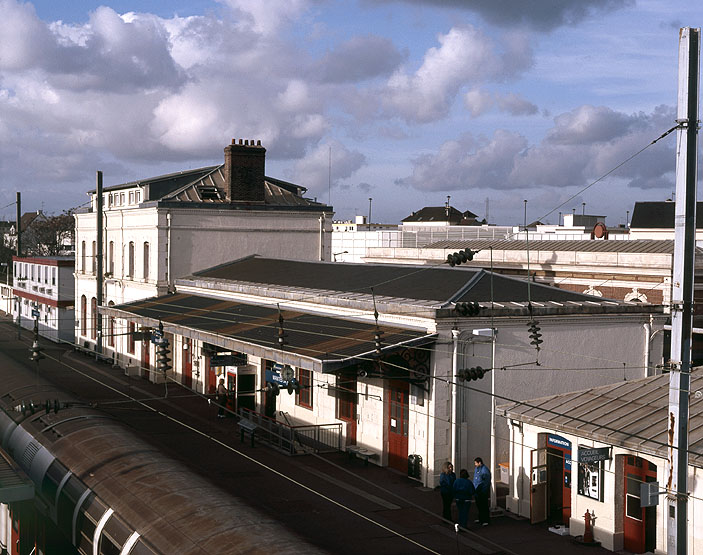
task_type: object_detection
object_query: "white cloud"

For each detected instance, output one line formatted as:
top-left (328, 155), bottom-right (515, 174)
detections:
top-left (400, 104), bottom-right (677, 193)
top-left (218, 0), bottom-right (311, 35)
top-left (464, 88), bottom-right (538, 117)
top-left (380, 26), bottom-right (533, 123)
top-left (314, 35), bottom-right (405, 83)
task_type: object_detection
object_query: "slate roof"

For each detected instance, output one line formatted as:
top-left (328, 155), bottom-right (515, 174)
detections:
top-left (499, 369), bottom-right (703, 468)
top-left (105, 293), bottom-right (435, 372)
top-left (630, 201), bottom-right (703, 229)
top-left (187, 256), bottom-right (663, 311)
top-left (92, 166), bottom-right (325, 208)
top-left (402, 206), bottom-right (478, 224)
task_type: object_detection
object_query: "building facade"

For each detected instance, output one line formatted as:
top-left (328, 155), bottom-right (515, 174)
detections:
top-left (75, 139), bottom-right (333, 352)
top-left (101, 257), bottom-right (666, 490)
top-left (500, 371), bottom-right (703, 554)
top-left (12, 256), bottom-right (75, 342)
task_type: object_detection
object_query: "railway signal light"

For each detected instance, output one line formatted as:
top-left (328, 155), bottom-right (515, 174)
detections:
top-left (454, 302), bottom-right (481, 316)
top-left (457, 366), bottom-right (489, 381)
top-left (287, 378), bottom-right (301, 395)
top-left (29, 340), bottom-right (45, 362)
top-left (446, 248), bottom-right (476, 267)
top-left (374, 329), bottom-right (384, 355)
top-left (527, 321), bottom-right (543, 351)
top-left (156, 339), bottom-right (172, 373)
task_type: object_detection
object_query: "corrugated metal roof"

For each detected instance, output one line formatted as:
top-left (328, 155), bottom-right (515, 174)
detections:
top-left (499, 370), bottom-right (703, 467)
top-left (106, 293), bottom-right (435, 371)
top-left (424, 239), bottom-right (678, 254)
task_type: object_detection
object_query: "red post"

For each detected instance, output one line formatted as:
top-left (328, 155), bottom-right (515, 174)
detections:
top-left (583, 511), bottom-right (594, 543)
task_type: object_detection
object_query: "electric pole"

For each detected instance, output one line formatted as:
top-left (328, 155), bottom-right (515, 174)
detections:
top-left (667, 26), bottom-right (699, 555)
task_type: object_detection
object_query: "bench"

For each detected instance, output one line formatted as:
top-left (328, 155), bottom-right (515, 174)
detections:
top-left (239, 419), bottom-right (258, 447)
top-left (345, 445), bottom-right (378, 466)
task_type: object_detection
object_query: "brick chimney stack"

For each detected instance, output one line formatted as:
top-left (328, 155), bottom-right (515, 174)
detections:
top-left (223, 138), bottom-right (266, 203)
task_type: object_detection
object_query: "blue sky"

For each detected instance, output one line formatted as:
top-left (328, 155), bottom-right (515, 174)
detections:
top-left (0, 0), bottom-right (700, 226)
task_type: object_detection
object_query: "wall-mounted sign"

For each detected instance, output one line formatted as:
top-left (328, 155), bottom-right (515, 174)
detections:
top-left (210, 354), bottom-right (239, 367)
top-left (265, 369), bottom-right (288, 386)
top-left (578, 446), bottom-right (611, 464)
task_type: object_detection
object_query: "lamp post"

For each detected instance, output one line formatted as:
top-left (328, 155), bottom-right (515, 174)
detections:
top-left (368, 198), bottom-right (373, 227)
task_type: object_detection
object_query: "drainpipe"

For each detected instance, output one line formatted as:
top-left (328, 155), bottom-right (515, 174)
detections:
top-left (166, 212), bottom-right (172, 292)
top-left (643, 318), bottom-right (652, 377)
top-left (451, 329), bottom-right (459, 465)
top-left (319, 214), bottom-right (325, 261)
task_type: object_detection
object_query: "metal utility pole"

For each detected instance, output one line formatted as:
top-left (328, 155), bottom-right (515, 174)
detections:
top-left (368, 197), bottom-right (372, 227)
top-left (667, 26), bottom-right (699, 555)
top-left (15, 192), bottom-right (21, 256)
top-left (96, 172), bottom-right (104, 358)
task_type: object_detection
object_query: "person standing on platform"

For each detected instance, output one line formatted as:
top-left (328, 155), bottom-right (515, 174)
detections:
top-left (216, 378), bottom-right (227, 418)
top-left (439, 462), bottom-right (456, 520)
top-left (453, 469), bottom-right (475, 529)
top-left (473, 457), bottom-right (491, 526)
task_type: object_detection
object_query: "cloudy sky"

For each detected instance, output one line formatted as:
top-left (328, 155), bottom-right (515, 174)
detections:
top-left (0, 0), bottom-right (700, 226)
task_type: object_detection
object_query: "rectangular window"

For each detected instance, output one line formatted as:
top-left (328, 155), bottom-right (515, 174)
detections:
top-left (52, 268), bottom-right (56, 286)
top-left (297, 368), bottom-right (313, 409)
top-left (127, 322), bottom-right (135, 354)
top-left (92, 241), bottom-right (97, 274)
top-left (120, 193), bottom-right (125, 205)
top-left (127, 242), bottom-right (134, 278)
top-left (108, 241), bottom-right (114, 275)
top-left (143, 242), bottom-right (149, 280)
top-left (135, 190), bottom-right (141, 203)
top-left (129, 191), bottom-right (134, 204)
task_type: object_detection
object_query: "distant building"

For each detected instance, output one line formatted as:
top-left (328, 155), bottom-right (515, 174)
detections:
top-left (401, 205), bottom-right (481, 227)
top-left (628, 200), bottom-right (703, 241)
top-left (74, 139), bottom-right (333, 352)
top-left (12, 255), bottom-right (75, 342)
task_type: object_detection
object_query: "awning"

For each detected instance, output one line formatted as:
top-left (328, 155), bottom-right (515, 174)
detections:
top-left (102, 293), bottom-right (436, 373)
top-left (0, 448), bottom-right (34, 503)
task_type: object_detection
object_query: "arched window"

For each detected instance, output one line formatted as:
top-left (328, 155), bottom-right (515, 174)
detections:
top-left (80, 295), bottom-right (87, 336)
top-left (108, 241), bottom-right (114, 275)
top-left (108, 301), bottom-right (115, 348)
top-left (143, 242), bottom-right (150, 280)
top-left (90, 297), bottom-right (97, 340)
top-left (127, 242), bottom-right (135, 278)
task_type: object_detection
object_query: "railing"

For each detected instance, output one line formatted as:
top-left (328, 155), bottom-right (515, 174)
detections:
top-left (239, 407), bottom-right (342, 456)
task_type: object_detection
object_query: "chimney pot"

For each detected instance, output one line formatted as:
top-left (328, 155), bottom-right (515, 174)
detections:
top-left (257, 140), bottom-right (261, 146)
top-left (223, 140), bottom-right (267, 204)
top-left (239, 139), bottom-right (243, 145)
top-left (231, 138), bottom-right (236, 144)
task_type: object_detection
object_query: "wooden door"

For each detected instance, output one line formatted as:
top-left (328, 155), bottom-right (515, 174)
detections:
top-left (182, 337), bottom-right (192, 388)
top-left (337, 375), bottom-right (357, 446)
top-left (387, 381), bottom-right (409, 472)
top-left (141, 338), bottom-right (150, 373)
top-left (206, 357), bottom-right (216, 394)
top-left (624, 456), bottom-right (657, 553)
top-left (530, 448), bottom-right (548, 524)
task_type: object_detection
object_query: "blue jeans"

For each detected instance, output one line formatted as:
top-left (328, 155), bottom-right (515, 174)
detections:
top-left (456, 499), bottom-right (471, 528)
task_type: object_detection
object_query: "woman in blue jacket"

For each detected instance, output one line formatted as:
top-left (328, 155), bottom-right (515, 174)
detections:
top-left (439, 461), bottom-right (456, 520)
top-left (453, 469), bottom-right (475, 528)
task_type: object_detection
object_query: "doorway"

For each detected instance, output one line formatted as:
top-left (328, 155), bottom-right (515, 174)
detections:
top-left (182, 337), bottom-right (192, 388)
top-left (531, 434), bottom-right (572, 524)
top-left (387, 380), bottom-right (409, 472)
top-left (623, 455), bottom-right (657, 553)
top-left (337, 375), bottom-right (357, 446)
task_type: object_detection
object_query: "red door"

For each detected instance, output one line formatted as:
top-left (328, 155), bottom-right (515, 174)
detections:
top-left (141, 338), bottom-right (150, 373)
top-left (388, 381), bottom-right (409, 472)
top-left (337, 375), bottom-right (357, 446)
top-left (206, 357), bottom-right (216, 394)
top-left (624, 456), bottom-right (657, 553)
top-left (182, 338), bottom-right (192, 388)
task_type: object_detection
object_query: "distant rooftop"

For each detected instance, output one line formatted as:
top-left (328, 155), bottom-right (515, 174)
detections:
top-left (630, 201), bottom-right (703, 229)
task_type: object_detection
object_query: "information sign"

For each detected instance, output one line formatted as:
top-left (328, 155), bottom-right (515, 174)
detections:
top-left (578, 446), bottom-right (611, 464)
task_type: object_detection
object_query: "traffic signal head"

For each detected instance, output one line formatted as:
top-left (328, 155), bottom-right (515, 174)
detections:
top-left (454, 302), bottom-right (481, 316)
top-left (287, 378), bottom-right (301, 395)
top-left (457, 366), bottom-right (488, 381)
top-left (29, 340), bottom-right (45, 362)
top-left (156, 341), bottom-right (172, 372)
top-left (374, 329), bottom-right (384, 355)
top-left (447, 249), bottom-right (476, 267)
top-left (527, 320), bottom-right (543, 350)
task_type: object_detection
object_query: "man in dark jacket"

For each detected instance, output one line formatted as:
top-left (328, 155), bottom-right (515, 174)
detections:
top-left (473, 457), bottom-right (491, 525)
top-left (439, 462), bottom-right (456, 520)
top-left (453, 469), bottom-right (475, 528)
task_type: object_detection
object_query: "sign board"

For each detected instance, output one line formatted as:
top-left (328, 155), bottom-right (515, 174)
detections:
top-left (640, 482), bottom-right (660, 507)
top-left (265, 369), bottom-right (288, 386)
top-left (151, 336), bottom-right (168, 346)
top-left (31, 309), bottom-right (40, 318)
top-left (578, 446), bottom-right (611, 464)
top-left (210, 354), bottom-right (239, 367)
